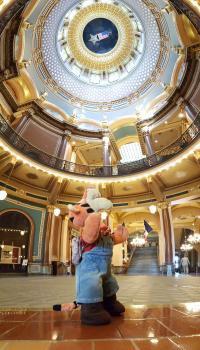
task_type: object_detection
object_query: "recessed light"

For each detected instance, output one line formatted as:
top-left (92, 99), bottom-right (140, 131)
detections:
top-left (154, 140), bottom-right (158, 143)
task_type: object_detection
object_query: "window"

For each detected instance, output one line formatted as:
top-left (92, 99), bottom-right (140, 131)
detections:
top-left (120, 142), bottom-right (145, 163)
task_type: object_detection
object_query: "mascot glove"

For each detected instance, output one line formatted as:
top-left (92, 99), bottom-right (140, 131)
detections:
top-left (112, 224), bottom-right (129, 244)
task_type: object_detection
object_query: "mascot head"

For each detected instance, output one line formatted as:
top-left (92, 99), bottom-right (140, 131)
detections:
top-left (68, 187), bottom-right (113, 228)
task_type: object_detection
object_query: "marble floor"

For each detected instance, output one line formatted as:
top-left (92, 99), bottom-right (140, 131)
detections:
top-left (0, 275), bottom-right (200, 349)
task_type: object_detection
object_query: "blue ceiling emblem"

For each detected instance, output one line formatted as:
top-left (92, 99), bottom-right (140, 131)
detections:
top-left (83, 18), bottom-right (118, 54)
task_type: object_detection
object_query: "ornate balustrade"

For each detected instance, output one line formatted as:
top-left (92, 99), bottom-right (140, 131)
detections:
top-left (0, 113), bottom-right (200, 177)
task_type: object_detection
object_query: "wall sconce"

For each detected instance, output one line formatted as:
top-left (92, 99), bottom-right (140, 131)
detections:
top-left (54, 207), bottom-right (61, 216)
top-left (149, 205), bottom-right (157, 214)
top-left (0, 190), bottom-right (7, 201)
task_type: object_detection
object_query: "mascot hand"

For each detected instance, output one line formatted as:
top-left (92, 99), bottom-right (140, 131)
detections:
top-left (82, 212), bottom-right (101, 243)
top-left (112, 224), bottom-right (129, 244)
top-left (99, 223), bottom-right (111, 236)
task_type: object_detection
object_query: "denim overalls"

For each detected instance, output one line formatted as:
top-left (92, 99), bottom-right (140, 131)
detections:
top-left (76, 236), bottom-right (119, 303)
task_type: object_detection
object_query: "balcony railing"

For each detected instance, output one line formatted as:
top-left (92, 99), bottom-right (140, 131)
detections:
top-left (0, 113), bottom-right (200, 177)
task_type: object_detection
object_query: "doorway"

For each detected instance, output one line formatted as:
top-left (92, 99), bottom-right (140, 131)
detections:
top-left (0, 210), bottom-right (33, 273)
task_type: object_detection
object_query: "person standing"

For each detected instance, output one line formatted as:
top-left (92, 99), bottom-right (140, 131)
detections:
top-left (181, 254), bottom-right (190, 274)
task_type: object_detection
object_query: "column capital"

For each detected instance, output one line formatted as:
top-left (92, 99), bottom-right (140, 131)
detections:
top-left (103, 131), bottom-right (110, 138)
top-left (176, 97), bottom-right (185, 107)
top-left (57, 177), bottom-right (63, 184)
top-left (13, 111), bottom-right (24, 119)
top-left (64, 130), bottom-right (72, 140)
top-left (102, 134), bottom-right (110, 147)
top-left (47, 205), bottom-right (55, 213)
top-left (157, 201), bottom-right (171, 210)
top-left (61, 214), bottom-right (69, 222)
top-left (194, 150), bottom-right (200, 160)
top-left (143, 130), bottom-right (150, 138)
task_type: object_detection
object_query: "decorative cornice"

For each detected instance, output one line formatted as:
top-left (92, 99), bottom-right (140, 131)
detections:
top-left (169, 0), bottom-right (200, 34)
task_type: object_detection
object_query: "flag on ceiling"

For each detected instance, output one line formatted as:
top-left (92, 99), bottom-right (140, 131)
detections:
top-left (97, 31), bottom-right (111, 41)
top-left (144, 220), bottom-right (153, 240)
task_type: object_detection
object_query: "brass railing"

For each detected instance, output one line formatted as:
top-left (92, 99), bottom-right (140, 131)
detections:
top-left (0, 114), bottom-right (200, 177)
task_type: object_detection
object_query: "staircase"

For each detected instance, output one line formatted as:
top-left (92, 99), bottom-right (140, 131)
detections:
top-left (127, 246), bottom-right (160, 275)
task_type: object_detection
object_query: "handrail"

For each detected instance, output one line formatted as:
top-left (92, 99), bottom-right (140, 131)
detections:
top-left (0, 113), bottom-right (200, 177)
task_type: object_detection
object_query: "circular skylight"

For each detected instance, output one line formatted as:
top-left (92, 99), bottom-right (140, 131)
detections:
top-left (56, 0), bottom-right (144, 86)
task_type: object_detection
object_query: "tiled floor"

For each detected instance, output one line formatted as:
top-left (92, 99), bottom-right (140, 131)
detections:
top-left (0, 275), bottom-right (200, 349)
top-left (1, 275), bottom-right (200, 308)
top-left (0, 303), bottom-right (200, 349)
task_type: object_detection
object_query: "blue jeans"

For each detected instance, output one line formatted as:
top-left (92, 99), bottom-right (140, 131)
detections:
top-left (76, 236), bottom-right (119, 304)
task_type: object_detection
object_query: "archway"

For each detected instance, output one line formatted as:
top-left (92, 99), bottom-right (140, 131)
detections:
top-left (0, 210), bottom-right (34, 273)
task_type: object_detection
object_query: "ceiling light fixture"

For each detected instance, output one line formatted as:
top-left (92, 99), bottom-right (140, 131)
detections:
top-left (178, 105), bottom-right (185, 118)
top-left (131, 236), bottom-right (145, 247)
top-left (180, 243), bottom-right (193, 251)
top-left (0, 190), bottom-right (7, 201)
top-left (149, 205), bottom-right (157, 214)
top-left (54, 207), bottom-right (61, 216)
top-left (187, 233), bottom-right (200, 245)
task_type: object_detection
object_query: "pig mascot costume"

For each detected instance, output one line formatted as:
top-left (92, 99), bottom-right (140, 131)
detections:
top-left (55, 188), bottom-right (129, 325)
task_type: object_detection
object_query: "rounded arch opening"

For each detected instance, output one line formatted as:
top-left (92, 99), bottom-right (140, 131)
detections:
top-left (0, 209), bottom-right (34, 273)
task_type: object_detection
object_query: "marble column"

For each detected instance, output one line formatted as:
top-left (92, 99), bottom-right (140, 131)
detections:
top-left (184, 101), bottom-right (198, 122)
top-left (63, 130), bottom-right (72, 170)
top-left (111, 216), bottom-right (124, 270)
top-left (60, 215), bottom-right (70, 263)
top-left (158, 202), bottom-right (175, 275)
top-left (102, 134), bottom-right (111, 176)
top-left (69, 147), bottom-right (76, 172)
top-left (143, 130), bottom-right (156, 166)
top-left (143, 130), bottom-right (154, 156)
top-left (64, 131), bottom-right (72, 161)
top-left (12, 114), bottom-right (29, 134)
top-left (58, 136), bottom-right (67, 159)
top-left (43, 205), bottom-right (55, 266)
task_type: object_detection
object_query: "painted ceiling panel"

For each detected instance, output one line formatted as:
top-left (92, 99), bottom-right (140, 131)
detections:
top-left (113, 126), bottom-right (137, 140)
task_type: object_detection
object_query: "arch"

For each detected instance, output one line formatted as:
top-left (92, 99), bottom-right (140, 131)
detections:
top-left (122, 211), bottom-right (160, 228)
top-left (0, 208), bottom-right (35, 262)
top-left (172, 206), bottom-right (200, 219)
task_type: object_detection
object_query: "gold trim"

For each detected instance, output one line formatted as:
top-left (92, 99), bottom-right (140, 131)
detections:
top-left (32, 0), bottom-right (170, 110)
top-left (67, 3), bottom-right (134, 71)
top-left (1, 136), bottom-right (200, 185)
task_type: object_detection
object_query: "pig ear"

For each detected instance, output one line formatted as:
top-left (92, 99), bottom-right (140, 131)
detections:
top-left (87, 208), bottom-right (94, 213)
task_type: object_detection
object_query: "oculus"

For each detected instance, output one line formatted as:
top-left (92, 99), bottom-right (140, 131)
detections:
top-left (83, 18), bottom-right (119, 54)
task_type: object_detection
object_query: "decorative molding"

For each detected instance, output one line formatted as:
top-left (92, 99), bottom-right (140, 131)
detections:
top-left (169, 0), bottom-right (200, 34)
top-left (32, 0), bottom-right (170, 111)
